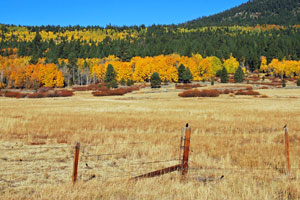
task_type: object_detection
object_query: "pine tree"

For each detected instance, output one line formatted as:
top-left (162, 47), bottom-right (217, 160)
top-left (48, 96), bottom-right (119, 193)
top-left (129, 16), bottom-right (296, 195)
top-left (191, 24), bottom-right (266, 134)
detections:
top-left (183, 67), bottom-right (193, 83)
top-left (150, 72), bottom-right (161, 88)
top-left (234, 66), bottom-right (244, 83)
top-left (120, 78), bottom-right (126, 86)
top-left (282, 79), bottom-right (286, 88)
top-left (220, 67), bottom-right (229, 83)
top-left (104, 64), bottom-right (117, 83)
top-left (177, 64), bottom-right (185, 83)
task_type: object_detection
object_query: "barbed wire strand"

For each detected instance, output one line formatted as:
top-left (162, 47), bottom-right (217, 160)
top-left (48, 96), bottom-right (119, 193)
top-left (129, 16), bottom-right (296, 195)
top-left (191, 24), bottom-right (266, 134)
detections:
top-left (0, 145), bottom-right (72, 151)
top-left (81, 147), bottom-right (136, 177)
top-left (81, 142), bottom-right (145, 148)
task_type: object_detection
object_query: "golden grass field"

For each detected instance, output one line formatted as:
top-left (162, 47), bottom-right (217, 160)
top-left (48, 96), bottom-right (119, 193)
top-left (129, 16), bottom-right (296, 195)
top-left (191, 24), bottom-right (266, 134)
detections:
top-left (1, 83), bottom-right (300, 199)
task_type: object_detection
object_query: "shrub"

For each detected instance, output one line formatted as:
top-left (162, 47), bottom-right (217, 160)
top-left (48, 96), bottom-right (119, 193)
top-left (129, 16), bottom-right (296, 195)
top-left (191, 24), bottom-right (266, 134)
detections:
top-left (297, 79), bottom-right (300, 87)
top-left (120, 78), bottom-right (126, 86)
top-left (92, 91), bottom-right (109, 96)
top-left (260, 95), bottom-right (268, 98)
top-left (259, 86), bottom-right (269, 89)
top-left (245, 86), bottom-right (253, 90)
top-left (198, 89), bottom-right (220, 97)
top-left (92, 86), bottom-right (139, 97)
top-left (56, 90), bottom-right (74, 97)
top-left (38, 87), bottom-right (53, 93)
top-left (45, 92), bottom-right (59, 97)
top-left (72, 84), bottom-right (100, 91)
top-left (98, 86), bottom-right (109, 91)
top-left (178, 89), bottom-right (220, 98)
top-left (223, 89), bottom-right (232, 94)
top-left (107, 80), bottom-right (118, 89)
top-left (175, 83), bottom-right (202, 90)
top-left (28, 93), bottom-right (45, 98)
top-left (126, 79), bottom-right (135, 86)
top-left (5, 91), bottom-right (21, 98)
top-left (16, 93), bottom-right (28, 98)
top-left (178, 89), bottom-right (201, 97)
top-left (108, 88), bottom-right (127, 96)
top-left (282, 79), bottom-right (286, 88)
top-left (150, 72), bottom-right (161, 88)
top-left (235, 90), bottom-right (260, 96)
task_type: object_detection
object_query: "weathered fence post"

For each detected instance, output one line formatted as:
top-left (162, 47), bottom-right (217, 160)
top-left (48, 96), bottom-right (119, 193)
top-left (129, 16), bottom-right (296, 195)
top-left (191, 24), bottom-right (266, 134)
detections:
top-left (284, 125), bottom-right (290, 175)
top-left (182, 125), bottom-right (191, 175)
top-left (179, 127), bottom-right (185, 166)
top-left (72, 142), bottom-right (80, 184)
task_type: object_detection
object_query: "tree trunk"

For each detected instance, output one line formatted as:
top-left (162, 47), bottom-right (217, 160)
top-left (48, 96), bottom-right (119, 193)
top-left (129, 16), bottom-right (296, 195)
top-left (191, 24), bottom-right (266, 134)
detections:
top-left (72, 67), bottom-right (75, 85)
top-left (78, 70), bottom-right (80, 85)
top-left (86, 74), bottom-right (89, 85)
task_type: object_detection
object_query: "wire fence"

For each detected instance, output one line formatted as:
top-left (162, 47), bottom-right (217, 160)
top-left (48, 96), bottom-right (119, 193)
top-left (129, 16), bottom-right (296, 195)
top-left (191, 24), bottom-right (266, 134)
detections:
top-left (0, 127), bottom-right (299, 189)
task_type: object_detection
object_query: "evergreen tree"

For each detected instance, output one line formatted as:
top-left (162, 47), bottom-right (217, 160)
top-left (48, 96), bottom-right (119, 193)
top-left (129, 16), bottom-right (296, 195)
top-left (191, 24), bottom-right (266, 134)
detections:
top-left (104, 64), bottom-right (117, 83)
top-left (282, 79), bottom-right (286, 88)
top-left (120, 78), bottom-right (126, 86)
top-left (177, 64), bottom-right (185, 83)
top-left (183, 67), bottom-right (193, 83)
top-left (18, 43), bottom-right (27, 57)
top-left (234, 66), bottom-right (244, 83)
top-left (33, 31), bottom-right (42, 50)
top-left (220, 67), bottom-right (229, 83)
top-left (126, 79), bottom-right (134, 86)
top-left (150, 72), bottom-right (161, 88)
top-left (297, 79), bottom-right (300, 87)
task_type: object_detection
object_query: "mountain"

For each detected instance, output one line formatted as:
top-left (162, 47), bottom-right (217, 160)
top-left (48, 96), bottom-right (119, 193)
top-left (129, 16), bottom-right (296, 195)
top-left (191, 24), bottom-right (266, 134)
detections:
top-left (182, 0), bottom-right (300, 27)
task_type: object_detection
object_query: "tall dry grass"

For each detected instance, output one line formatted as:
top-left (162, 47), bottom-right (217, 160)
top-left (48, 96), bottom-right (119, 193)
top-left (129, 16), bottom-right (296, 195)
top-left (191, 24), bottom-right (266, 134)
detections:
top-left (0, 86), bottom-right (300, 199)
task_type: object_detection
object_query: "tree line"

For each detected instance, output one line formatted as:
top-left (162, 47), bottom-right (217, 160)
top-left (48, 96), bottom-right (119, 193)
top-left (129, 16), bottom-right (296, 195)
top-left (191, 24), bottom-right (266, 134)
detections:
top-left (1, 24), bottom-right (300, 72)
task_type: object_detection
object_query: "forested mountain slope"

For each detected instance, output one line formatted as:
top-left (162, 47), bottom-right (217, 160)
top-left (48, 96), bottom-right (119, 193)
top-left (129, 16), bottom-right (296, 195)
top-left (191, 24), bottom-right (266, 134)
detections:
top-left (183, 0), bottom-right (300, 27)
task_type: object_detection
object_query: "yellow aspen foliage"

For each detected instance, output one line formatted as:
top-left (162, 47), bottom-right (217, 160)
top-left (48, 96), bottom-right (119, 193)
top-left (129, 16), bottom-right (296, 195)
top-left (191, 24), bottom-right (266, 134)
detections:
top-left (77, 58), bottom-right (86, 69)
top-left (11, 67), bottom-right (26, 88)
top-left (223, 54), bottom-right (239, 74)
top-left (91, 63), bottom-right (107, 82)
top-left (111, 61), bottom-right (133, 81)
top-left (259, 56), bottom-right (269, 73)
top-left (55, 71), bottom-right (64, 87)
top-left (199, 58), bottom-right (213, 80)
top-left (0, 82), bottom-right (5, 89)
top-left (58, 58), bottom-right (69, 66)
top-left (267, 59), bottom-right (300, 78)
top-left (131, 56), bottom-right (153, 82)
top-left (207, 56), bottom-right (222, 76)
top-left (268, 59), bottom-right (282, 76)
top-left (39, 64), bottom-right (64, 87)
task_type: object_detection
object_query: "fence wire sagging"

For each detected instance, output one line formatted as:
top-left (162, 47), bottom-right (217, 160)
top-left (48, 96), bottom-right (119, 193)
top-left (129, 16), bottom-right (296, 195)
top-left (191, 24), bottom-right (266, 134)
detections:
top-left (0, 125), bottom-right (298, 191)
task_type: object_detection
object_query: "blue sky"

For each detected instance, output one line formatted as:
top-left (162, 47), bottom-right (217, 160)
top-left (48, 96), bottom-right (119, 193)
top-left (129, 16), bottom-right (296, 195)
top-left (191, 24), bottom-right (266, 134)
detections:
top-left (0, 0), bottom-right (248, 27)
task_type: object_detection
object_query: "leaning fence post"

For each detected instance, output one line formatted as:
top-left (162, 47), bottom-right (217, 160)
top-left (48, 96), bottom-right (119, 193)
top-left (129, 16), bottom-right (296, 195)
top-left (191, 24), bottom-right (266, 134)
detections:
top-left (182, 125), bottom-right (191, 175)
top-left (284, 125), bottom-right (290, 175)
top-left (72, 142), bottom-right (80, 184)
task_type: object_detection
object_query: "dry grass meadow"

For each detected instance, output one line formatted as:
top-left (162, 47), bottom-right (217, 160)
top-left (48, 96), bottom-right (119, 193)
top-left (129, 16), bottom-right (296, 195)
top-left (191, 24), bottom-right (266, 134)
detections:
top-left (1, 83), bottom-right (300, 199)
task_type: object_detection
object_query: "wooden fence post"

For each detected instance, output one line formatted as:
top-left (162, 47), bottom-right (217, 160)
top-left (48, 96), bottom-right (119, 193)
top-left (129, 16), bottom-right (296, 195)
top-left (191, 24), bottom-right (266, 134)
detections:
top-left (179, 127), bottom-right (185, 166)
top-left (284, 125), bottom-right (290, 175)
top-left (72, 142), bottom-right (80, 184)
top-left (182, 126), bottom-right (191, 175)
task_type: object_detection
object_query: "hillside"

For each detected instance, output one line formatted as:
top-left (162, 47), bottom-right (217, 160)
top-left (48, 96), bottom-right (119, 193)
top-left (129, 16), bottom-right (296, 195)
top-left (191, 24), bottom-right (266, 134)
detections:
top-left (182, 0), bottom-right (300, 27)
